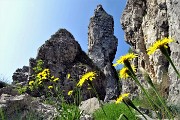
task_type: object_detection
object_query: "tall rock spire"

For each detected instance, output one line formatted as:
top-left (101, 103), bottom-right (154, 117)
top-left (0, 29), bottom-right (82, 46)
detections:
top-left (88, 5), bottom-right (119, 101)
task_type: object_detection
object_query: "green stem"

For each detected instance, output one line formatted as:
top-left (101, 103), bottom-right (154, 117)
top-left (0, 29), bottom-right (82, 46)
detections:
top-left (152, 87), bottom-right (174, 120)
top-left (125, 62), bottom-right (161, 119)
top-left (123, 101), bottom-right (139, 120)
top-left (160, 47), bottom-right (180, 78)
top-left (89, 82), bottom-right (108, 118)
top-left (124, 102), bottom-right (135, 118)
top-left (118, 114), bottom-right (129, 120)
top-left (131, 75), bottom-right (161, 119)
top-left (123, 98), bottom-right (147, 120)
top-left (144, 73), bottom-right (173, 119)
top-left (132, 76), bottom-right (158, 109)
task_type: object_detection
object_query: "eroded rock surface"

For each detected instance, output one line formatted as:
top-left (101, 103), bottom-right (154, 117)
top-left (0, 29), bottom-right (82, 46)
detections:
top-left (12, 66), bottom-right (29, 84)
top-left (79, 97), bottom-right (100, 114)
top-left (121, 0), bottom-right (180, 105)
top-left (28, 29), bottom-right (106, 100)
top-left (0, 93), bottom-right (58, 120)
top-left (88, 5), bottom-right (119, 101)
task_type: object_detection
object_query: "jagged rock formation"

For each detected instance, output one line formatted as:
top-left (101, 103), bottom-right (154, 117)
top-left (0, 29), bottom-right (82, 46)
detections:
top-left (12, 5), bottom-right (120, 102)
top-left (121, 0), bottom-right (180, 105)
top-left (88, 5), bottom-right (119, 101)
top-left (12, 66), bottom-right (29, 84)
top-left (0, 81), bottom-right (7, 88)
top-left (28, 29), bottom-right (106, 100)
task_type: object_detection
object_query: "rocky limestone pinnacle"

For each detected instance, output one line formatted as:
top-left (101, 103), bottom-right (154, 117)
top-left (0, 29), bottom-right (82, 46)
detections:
top-left (88, 5), bottom-right (119, 101)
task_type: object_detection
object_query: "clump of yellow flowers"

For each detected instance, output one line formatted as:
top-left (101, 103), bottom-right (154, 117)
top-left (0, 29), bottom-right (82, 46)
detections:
top-left (27, 60), bottom-right (60, 92)
top-left (28, 68), bottom-right (59, 91)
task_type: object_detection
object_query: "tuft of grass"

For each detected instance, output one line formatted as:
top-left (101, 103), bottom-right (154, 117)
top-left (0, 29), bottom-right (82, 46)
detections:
top-left (93, 100), bottom-right (140, 120)
top-left (0, 108), bottom-right (5, 120)
top-left (169, 104), bottom-right (180, 119)
top-left (134, 84), bottom-right (174, 119)
top-left (55, 103), bottom-right (81, 120)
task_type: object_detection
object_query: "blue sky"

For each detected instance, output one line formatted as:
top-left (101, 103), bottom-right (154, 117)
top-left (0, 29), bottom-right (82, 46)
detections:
top-left (0, 0), bottom-right (129, 83)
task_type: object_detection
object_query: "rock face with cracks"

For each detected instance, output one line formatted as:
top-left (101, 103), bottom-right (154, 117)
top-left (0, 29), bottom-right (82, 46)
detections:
top-left (88, 5), bottom-right (119, 101)
top-left (0, 92), bottom-right (58, 120)
top-left (121, 0), bottom-right (180, 105)
top-left (28, 29), bottom-right (106, 100)
top-left (12, 66), bottom-right (29, 84)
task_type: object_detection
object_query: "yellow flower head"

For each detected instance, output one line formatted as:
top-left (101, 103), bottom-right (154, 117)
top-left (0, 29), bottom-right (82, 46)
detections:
top-left (44, 69), bottom-right (50, 73)
top-left (116, 93), bottom-right (130, 104)
top-left (37, 72), bottom-right (43, 79)
top-left (87, 87), bottom-right (92, 90)
top-left (119, 65), bottom-right (136, 79)
top-left (113, 53), bottom-right (138, 66)
top-left (51, 76), bottom-right (55, 79)
top-left (77, 71), bottom-right (96, 87)
top-left (68, 90), bottom-right (73, 96)
top-left (67, 74), bottom-right (71, 79)
top-left (41, 76), bottom-right (47, 80)
top-left (42, 69), bottom-right (50, 77)
top-left (48, 85), bottom-right (53, 89)
top-left (53, 78), bottom-right (59, 82)
top-left (147, 37), bottom-right (174, 55)
top-left (29, 81), bottom-right (34, 86)
top-left (38, 81), bottom-right (42, 85)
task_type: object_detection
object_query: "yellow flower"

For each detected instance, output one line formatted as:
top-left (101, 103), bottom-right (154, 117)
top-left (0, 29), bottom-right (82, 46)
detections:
top-left (48, 86), bottom-right (53, 89)
top-left (41, 76), bottom-right (47, 80)
top-left (53, 78), bottom-right (59, 82)
top-left (67, 74), bottom-right (71, 79)
top-left (29, 81), bottom-right (34, 86)
top-left (37, 72), bottom-right (43, 79)
top-left (87, 87), bottom-right (92, 90)
top-left (38, 81), bottom-right (42, 85)
top-left (42, 69), bottom-right (50, 77)
top-left (44, 69), bottom-right (50, 73)
top-left (68, 90), bottom-right (73, 96)
top-left (77, 71), bottom-right (96, 87)
top-left (113, 53), bottom-right (138, 66)
top-left (116, 93), bottom-right (130, 104)
top-left (120, 65), bottom-right (136, 79)
top-left (43, 69), bottom-right (50, 75)
top-left (147, 37), bottom-right (174, 55)
top-left (51, 76), bottom-right (55, 79)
